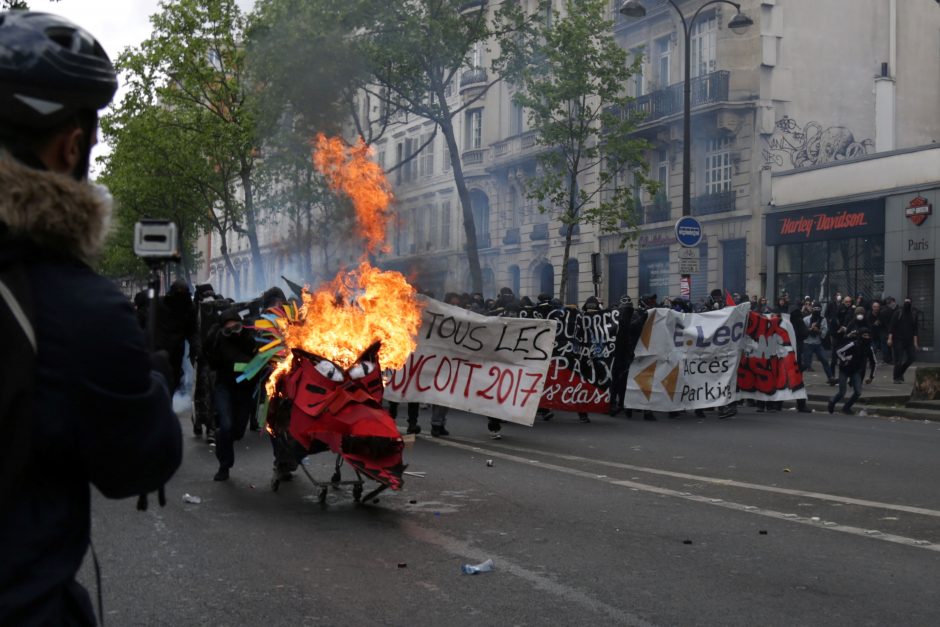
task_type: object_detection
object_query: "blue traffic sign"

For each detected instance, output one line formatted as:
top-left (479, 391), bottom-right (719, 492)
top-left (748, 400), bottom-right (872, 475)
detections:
top-left (675, 216), bottom-right (703, 248)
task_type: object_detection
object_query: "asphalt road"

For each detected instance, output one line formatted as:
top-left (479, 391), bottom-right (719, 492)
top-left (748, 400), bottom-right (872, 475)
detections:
top-left (80, 406), bottom-right (940, 626)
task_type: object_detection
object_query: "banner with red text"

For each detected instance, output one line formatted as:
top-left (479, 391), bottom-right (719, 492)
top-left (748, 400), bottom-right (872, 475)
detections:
top-left (384, 297), bottom-right (556, 426)
top-left (735, 313), bottom-right (807, 402)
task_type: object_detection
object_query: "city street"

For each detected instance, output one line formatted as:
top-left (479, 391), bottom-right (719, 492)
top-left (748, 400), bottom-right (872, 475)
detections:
top-left (81, 406), bottom-right (940, 626)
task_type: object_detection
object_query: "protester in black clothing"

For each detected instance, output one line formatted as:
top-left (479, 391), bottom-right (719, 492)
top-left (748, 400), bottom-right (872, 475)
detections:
top-left (888, 297), bottom-right (919, 383)
top-left (0, 12), bottom-right (181, 624)
top-left (609, 295), bottom-right (636, 417)
top-left (866, 301), bottom-right (886, 361)
top-left (878, 298), bottom-right (896, 363)
top-left (206, 308), bottom-right (257, 480)
top-left (828, 326), bottom-right (877, 415)
top-left (789, 306), bottom-right (812, 413)
top-left (154, 279), bottom-right (199, 393)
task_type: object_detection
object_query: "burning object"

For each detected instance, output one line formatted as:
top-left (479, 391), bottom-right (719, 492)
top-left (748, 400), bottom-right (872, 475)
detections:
top-left (238, 135), bottom-right (422, 497)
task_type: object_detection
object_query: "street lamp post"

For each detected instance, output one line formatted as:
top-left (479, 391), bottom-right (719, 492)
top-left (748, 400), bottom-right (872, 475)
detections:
top-left (620, 0), bottom-right (752, 297)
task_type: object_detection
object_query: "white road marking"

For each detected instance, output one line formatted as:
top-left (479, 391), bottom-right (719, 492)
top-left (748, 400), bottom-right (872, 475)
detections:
top-left (425, 437), bottom-right (940, 554)
top-left (399, 519), bottom-right (658, 627)
top-left (442, 437), bottom-right (940, 519)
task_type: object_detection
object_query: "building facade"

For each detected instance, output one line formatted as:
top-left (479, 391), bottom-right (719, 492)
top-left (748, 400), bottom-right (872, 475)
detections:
top-left (195, 0), bottom-right (940, 315)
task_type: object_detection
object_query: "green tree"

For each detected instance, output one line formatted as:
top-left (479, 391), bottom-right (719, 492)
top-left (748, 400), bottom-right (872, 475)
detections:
top-left (352, 0), bottom-right (517, 295)
top-left (501, 0), bottom-right (652, 302)
top-left (123, 0), bottom-right (266, 288)
top-left (97, 102), bottom-right (214, 284)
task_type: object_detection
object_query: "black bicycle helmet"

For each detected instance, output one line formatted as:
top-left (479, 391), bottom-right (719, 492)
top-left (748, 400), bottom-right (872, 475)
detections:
top-left (0, 11), bottom-right (117, 129)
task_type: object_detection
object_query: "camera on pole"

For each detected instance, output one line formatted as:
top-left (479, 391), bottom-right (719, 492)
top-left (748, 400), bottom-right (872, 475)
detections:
top-left (132, 219), bottom-right (180, 511)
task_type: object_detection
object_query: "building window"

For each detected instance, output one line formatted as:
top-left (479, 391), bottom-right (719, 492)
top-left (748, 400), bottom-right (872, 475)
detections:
top-left (376, 142), bottom-right (386, 171)
top-left (566, 258), bottom-right (579, 305)
top-left (428, 204), bottom-right (438, 250)
top-left (776, 237), bottom-right (885, 306)
top-left (630, 47), bottom-right (645, 97)
top-left (470, 41), bottom-right (484, 69)
top-left (722, 239), bottom-right (747, 296)
top-left (607, 252), bottom-right (629, 307)
top-left (657, 148), bottom-right (669, 192)
top-left (510, 100), bottom-right (524, 136)
top-left (655, 36), bottom-right (670, 87)
top-left (470, 190), bottom-right (490, 245)
top-left (465, 108), bottom-right (483, 150)
top-left (509, 187), bottom-right (521, 228)
top-left (639, 248), bottom-right (670, 298)
top-left (441, 200), bottom-right (451, 247)
top-left (704, 136), bottom-right (732, 195)
top-left (508, 265), bottom-right (521, 296)
top-left (395, 142), bottom-right (404, 185)
top-left (691, 11), bottom-right (718, 78)
top-left (420, 133), bottom-right (435, 177)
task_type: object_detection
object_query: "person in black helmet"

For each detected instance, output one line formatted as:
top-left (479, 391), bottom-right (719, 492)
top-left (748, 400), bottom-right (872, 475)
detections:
top-left (0, 12), bottom-right (181, 626)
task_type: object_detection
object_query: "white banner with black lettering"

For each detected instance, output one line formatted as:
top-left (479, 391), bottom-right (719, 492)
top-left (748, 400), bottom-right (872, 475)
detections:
top-left (622, 304), bottom-right (751, 411)
top-left (384, 297), bottom-right (556, 426)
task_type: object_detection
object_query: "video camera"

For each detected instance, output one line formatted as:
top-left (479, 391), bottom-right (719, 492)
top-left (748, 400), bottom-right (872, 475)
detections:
top-left (133, 219), bottom-right (180, 265)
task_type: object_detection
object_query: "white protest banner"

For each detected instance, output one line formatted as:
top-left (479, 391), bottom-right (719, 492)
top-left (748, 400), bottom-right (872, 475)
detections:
top-left (384, 297), bottom-right (556, 426)
top-left (622, 303), bottom-right (751, 411)
top-left (735, 313), bottom-right (808, 402)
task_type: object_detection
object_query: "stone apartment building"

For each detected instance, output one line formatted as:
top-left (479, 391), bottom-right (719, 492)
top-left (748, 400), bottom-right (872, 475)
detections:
top-left (197, 0), bottom-right (940, 323)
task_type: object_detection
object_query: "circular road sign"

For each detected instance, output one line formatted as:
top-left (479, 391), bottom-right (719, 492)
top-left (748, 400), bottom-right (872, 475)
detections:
top-left (675, 216), bottom-right (703, 248)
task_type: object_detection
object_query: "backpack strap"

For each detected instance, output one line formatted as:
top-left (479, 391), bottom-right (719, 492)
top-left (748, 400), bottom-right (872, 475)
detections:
top-left (0, 275), bottom-right (37, 353)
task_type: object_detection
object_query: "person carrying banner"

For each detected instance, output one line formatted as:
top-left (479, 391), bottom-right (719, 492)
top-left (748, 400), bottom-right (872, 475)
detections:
top-left (609, 295), bottom-right (636, 417)
top-left (828, 324), bottom-right (877, 415)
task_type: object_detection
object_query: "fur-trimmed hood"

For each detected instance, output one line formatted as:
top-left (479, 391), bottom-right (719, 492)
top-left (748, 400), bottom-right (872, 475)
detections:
top-left (0, 157), bottom-right (110, 264)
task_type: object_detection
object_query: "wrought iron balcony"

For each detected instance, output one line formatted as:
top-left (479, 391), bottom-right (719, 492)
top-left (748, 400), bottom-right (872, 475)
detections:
top-left (640, 196), bottom-right (672, 224)
top-left (460, 68), bottom-right (488, 88)
top-left (622, 71), bottom-right (730, 124)
top-left (691, 189), bottom-right (736, 216)
top-left (503, 227), bottom-right (520, 245)
top-left (530, 222), bottom-right (549, 241)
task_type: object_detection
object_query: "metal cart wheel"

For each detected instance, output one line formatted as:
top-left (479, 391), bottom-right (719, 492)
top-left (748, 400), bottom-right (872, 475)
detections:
top-left (317, 486), bottom-right (328, 504)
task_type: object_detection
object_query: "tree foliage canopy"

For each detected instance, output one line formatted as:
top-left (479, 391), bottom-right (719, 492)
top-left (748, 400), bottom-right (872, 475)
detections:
top-left (500, 0), bottom-right (653, 300)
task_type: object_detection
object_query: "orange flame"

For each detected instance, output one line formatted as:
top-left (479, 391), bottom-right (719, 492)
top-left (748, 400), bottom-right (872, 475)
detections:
top-left (266, 135), bottom-right (422, 392)
top-left (312, 133), bottom-right (391, 255)
top-left (286, 261), bottom-right (421, 370)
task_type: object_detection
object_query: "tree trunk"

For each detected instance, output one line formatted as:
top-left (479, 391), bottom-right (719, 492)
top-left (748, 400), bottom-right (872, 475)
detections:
top-left (439, 114), bottom-right (483, 295)
top-left (240, 164), bottom-right (266, 292)
top-left (558, 169), bottom-right (579, 303)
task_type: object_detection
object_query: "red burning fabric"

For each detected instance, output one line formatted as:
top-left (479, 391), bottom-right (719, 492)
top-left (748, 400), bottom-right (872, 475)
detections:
top-left (279, 343), bottom-right (405, 490)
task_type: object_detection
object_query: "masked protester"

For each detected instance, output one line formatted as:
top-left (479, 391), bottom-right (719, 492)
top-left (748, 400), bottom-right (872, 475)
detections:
top-left (154, 278), bottom-right (198, 393)
top-left (0, 12), bottom-right (181, 625)
top-left (888, 297), bottom-right (919, 384)
top-left (206, 308), bottom-right (257, 481)
top-left (829, 326), bottom-right (877, 415)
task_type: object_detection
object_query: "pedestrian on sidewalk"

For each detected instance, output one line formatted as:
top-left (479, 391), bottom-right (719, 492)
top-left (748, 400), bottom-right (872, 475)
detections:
top-left (829, 325), bottom-right (877, 415)
top-left (888, 297), bottom-right (919, 384)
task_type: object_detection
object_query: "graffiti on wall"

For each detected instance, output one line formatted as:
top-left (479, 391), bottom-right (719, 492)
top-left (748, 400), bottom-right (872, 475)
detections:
top-left (762, 116), bottom-right (874, 169)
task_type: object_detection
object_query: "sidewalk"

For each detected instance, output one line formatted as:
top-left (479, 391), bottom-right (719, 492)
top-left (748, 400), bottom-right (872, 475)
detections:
top-left (800, 362), bottom-right (940, 421)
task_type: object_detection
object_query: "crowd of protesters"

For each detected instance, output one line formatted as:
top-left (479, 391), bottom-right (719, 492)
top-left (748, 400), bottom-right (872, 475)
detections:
top-left (135, 278), bottom-right (924, 454)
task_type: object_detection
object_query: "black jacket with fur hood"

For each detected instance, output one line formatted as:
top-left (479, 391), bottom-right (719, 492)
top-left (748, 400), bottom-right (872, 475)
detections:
top-left (0, 158), bottom-right (182, 626)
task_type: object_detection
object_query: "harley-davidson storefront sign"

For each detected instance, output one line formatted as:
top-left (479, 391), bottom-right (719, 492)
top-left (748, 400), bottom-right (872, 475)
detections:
top-left (766, 199), bottom-right (885, 246)
top-left (905, 196), bottom-right (932, 226)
